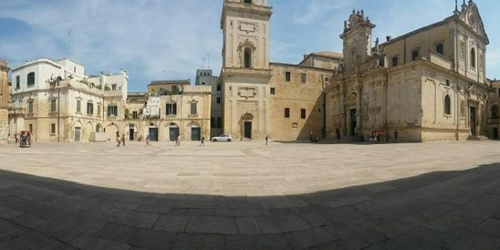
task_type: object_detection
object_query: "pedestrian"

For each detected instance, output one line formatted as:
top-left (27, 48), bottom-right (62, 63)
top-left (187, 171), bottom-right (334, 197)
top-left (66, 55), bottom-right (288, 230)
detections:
top-left (116, 131), bottom-right (121, 147)
top-left (200, 135), bottom-right (205, 146)
top-left (121, 134), bottom-right (126, 146)
top-left (385, 132), bottom-right (390, 143)
top-left (15, 133), bottom-right (19, 143)
top-left (310, 131), bottom-right (314, 142)
top-left (394, 129), bottom-right (398, 143)
top-left (146, 134), bottom-right (150, 146)
top-left (176, 135), bottom-right (181, 146)
top-left (265, 134), bottom-right (269, 145)
top-left (335, 128), bottom-right (341, 142)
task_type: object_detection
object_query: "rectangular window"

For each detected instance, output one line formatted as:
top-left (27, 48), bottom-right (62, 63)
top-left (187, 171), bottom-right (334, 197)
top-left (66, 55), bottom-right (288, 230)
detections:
top-left (50, 99), bottom-right (56, 113)
top-left (216, 97), bottom-right (221, 104)
top-left (28, 100), bottom-right (34, 114)
top-left (270, 87), bottom-right (276, 95)
top-left (217, 117), bottom-right (222, 128)
top-left (107, 105), bottom-right (118, 117)
top-left (16, 76), bottom-right (20, 89)
top-left (87, 102), bottom-right (94, 114)
top-left (217, 84), bottom-right (221, 91)
top-left (301, 109), bottom-right (306, 119)
top-left (27, 72), bottom-right (35, 86)
top-left (301, 73), bottom-right (307, 84)
top-left (190, 102), bottom-right (197, 115)
top-left (112, 84), bottom-right (117, 90)
top-left (392, 57), bottom-right (399, 67)
top-left (133, 111), bottom-right (138, 119)
top-left (285, 72), bottom-right (291, 82)
top-left (76, 100), bottom-right (81, 113)
top-left (166, 103), bottom-right (177, 115)
top-left (284, 108), bottom-right (290, 118)
top-left (51, 124), bottom-right (56, 134)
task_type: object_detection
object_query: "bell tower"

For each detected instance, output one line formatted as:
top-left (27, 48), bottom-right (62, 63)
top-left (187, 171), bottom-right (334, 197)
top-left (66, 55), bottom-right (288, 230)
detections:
top-left (220, 0), bottom-right (273, 140)
top-left (340, 9), bottom-right (376, 73)
top-left (220, 0), bottom-right (272, 70)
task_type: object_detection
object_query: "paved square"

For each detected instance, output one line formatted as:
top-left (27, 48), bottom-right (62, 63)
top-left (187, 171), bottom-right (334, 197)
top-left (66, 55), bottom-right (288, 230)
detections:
top-left (1, 141), bottom-right (500, 249)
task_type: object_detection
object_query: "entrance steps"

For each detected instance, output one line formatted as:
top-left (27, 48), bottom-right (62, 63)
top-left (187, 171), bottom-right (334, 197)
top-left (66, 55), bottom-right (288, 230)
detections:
top-left (467, 135), bottom-right (490, 141)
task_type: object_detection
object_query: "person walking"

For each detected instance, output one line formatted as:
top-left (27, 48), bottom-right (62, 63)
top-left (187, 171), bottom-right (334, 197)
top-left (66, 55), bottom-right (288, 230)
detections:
top-left (394, 129), bottom-right (398, 143)
top-left (335, 129), bottom-right (341, 142)
top-left (116, 132), bottom-right (121, 147)
top-left (265, 134), bottom-right (269, 145)
top-left (200, 135), bottom-right (205, 146)
top-left (176, 135), bottom-right (181, 146)
top-left (146, 134), bottom-right (150, 146)
top-left (121, 134), bottom-right (126, 146)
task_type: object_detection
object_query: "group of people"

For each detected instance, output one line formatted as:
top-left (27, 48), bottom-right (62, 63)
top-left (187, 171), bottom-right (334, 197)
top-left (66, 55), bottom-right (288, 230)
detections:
top-left (116, 132), bottom-right (126, 147)
top-left (369, 130), bottom-right (399, 144)
top-left (15, 132), bottom-right (31, 148)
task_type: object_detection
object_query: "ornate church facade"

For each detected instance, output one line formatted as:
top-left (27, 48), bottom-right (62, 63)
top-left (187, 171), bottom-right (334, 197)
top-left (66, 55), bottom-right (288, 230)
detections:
top-left (326, 1), bottom-right (489, 142)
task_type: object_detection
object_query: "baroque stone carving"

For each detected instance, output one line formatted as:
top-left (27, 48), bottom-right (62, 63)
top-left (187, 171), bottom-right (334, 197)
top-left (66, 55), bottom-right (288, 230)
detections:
top-left (238, 87), bottom-right (257, 99)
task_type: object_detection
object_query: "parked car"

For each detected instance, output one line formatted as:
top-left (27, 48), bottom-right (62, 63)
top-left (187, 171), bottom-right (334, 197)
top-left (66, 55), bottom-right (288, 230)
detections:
top-left (211, 134), bottom-right (233, 142)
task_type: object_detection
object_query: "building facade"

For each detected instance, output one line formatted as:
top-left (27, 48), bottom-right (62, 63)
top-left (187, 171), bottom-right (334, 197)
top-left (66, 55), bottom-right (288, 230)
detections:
top-left (219, 0), bottom-right (331, 141)
top-left (0, 60), bottom-right (9, 144)
top-left (487, 80), bottom-right (500, 139)
top-left (325, 2), bottom-right (490, 142)
top-left (9, 58), bottom-right (128, 143)
top-left (195, 69), bottom-right (222, 137)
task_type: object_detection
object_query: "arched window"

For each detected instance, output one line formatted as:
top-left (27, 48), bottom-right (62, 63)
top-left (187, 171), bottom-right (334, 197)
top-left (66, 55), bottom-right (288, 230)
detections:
top-left (244, 0), bottom-right (252, 4)
top-left (444, 95), bottom-right (451, 115)
top-left (412, 49), bottom-right (419, 61)
top-left (244, 47), bottom-right (252, 68)
top-left (470, 48), bottom-right (476, 69)
top-left (436, 43), bottom-right (444, 55)
top-left (492, 105), bottom-right (499, 119)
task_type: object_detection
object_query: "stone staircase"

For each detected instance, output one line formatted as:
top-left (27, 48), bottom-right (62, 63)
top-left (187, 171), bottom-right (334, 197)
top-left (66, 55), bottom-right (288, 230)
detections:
top-left (467, 135), bottom-right (490, 141)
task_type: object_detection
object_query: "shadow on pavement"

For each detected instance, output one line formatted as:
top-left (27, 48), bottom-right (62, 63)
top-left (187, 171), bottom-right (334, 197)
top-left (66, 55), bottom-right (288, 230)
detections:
top-left (1, 163), bottom-right (500, 249)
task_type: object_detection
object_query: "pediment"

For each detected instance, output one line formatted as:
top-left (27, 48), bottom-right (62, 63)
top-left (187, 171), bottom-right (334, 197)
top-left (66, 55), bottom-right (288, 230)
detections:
top-left (459, 3), bottom-right (489, 44)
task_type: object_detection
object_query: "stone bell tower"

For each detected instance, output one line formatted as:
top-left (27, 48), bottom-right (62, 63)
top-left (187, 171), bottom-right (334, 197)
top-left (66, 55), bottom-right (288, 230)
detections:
top-left (220, 0), bottom-right (273, 140)
top-left (340, 9), bottom-right (376, 73)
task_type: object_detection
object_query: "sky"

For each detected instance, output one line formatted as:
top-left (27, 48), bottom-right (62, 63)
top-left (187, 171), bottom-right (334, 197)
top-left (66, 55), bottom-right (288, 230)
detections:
top-left (0, 0), bottom-right (499, 92)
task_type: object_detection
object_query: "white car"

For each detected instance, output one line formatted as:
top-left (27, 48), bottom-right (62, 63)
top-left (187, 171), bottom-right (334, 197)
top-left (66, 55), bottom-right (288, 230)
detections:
top-left (211, 134), bottom-right (233, 142)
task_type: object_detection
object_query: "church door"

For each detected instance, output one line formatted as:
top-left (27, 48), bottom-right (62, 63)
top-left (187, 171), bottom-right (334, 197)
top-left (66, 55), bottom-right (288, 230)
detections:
top-left (350, 109), bottom-right (357, 136)
top-left (244, 122), bottom-right (252, 139)
top-left (470, 107), bottom-right (477, 136)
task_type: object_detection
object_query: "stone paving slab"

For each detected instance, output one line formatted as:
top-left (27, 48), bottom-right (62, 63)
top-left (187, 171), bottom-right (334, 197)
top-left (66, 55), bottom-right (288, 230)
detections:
top-left (1, 141), bottom-right (500, 249)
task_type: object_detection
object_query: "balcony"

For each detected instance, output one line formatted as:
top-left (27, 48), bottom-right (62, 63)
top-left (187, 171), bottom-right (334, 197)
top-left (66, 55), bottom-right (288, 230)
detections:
top-left (9, 107), bottom-right (25, 116)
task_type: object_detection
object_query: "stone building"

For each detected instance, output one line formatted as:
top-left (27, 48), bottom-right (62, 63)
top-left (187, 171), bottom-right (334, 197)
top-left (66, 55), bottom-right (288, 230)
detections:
top-left (123, 85), bottom-right (211, 142)
top-left (195, 69), bottom-right (222, 137)
top-left (9, 58), bottom-right (128, 142)
top-left (0, 60), bottom-right (9, 144)
top-left (487, 80), bottom-right (500, 139)
top-left (219, 0), bottom-right (333, 141)
top-left (325, 1), bottom-right (490, 142)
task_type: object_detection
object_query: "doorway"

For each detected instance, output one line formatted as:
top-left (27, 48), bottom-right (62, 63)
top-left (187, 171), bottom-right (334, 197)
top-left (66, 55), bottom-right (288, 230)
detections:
top-left (494, 128), bottom-right (498, 140)
top-left (129, 125), bottom-right (135, 141)
top-left (350, 108), bottom-right (357, 136)
top-left (244, 121), bottom-right (252, 139)
top-left (470, 106), bottom-right (477, 136)
top-left (149, 127), bottom-right (158, 141)
top-left (191, 127), bottom-right (201, 141)
top-left (169, 127), bottom-right (179, 141)
top-left (75, 127), bottom-right (81, 142)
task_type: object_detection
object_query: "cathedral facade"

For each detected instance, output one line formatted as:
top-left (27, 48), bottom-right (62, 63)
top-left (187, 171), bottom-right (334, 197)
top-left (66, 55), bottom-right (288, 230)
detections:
top-left (326, 1), bottom-right (489, 142)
